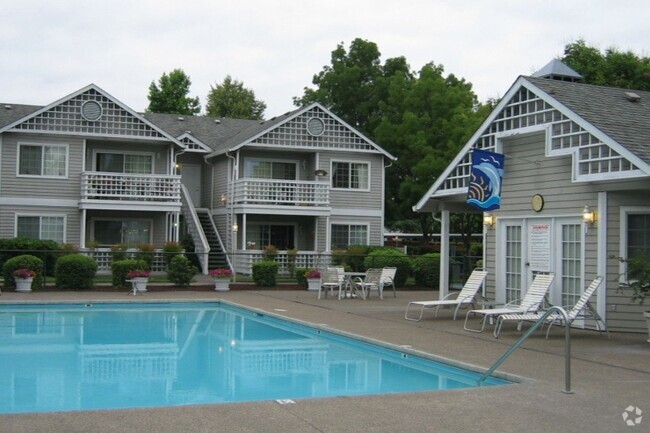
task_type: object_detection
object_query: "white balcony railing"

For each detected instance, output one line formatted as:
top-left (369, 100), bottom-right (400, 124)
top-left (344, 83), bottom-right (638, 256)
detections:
top-left (233, 179), bottom-right (329, 206)
top-left (81, 172), bottom-right (181, 202)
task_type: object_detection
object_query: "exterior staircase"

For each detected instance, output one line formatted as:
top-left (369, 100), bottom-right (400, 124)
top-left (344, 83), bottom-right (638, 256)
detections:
top-left (195, 209), bottom-right (229, 271)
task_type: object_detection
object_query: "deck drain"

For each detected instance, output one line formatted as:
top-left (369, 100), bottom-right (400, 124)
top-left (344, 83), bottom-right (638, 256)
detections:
top-left (276, 399), bottom-right (295, 405)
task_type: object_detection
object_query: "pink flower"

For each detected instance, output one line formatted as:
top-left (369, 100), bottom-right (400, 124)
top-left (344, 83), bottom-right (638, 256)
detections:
top-left (304, 269), bottom-right (320, 278)
top-left (209, 268), bottom-right (233, 279)
top-left (127, 270), bottom-right (150, 278)
top-left (14, 268), bottom-right (36, 279)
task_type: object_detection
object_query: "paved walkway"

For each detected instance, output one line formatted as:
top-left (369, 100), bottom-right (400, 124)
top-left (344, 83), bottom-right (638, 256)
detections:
top-left (1, 288), bottom-right (649, 433)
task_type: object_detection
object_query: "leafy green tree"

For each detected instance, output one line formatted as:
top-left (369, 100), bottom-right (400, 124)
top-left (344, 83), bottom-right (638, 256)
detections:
top-left (206, 75), bottom-right (266, 120)
top-left (147, 69), bottom-right (201, 115)
top-left (562, 40), bottom-right (650, 90)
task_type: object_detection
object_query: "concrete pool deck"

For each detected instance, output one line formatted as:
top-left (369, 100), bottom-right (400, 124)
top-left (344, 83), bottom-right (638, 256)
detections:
top-left (1, 288), bottom-right (649, 433)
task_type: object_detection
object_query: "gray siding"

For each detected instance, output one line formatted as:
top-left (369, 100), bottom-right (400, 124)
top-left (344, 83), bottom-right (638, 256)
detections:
top-left (321, 152), bottom-right (384, 211)
top-left (0, 205), bottom-right (80, 244)
top-left (85, 140), bottom-right (171, 174)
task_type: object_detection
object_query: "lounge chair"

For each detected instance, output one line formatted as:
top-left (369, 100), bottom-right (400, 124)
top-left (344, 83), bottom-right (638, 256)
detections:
top-left (353, 268), bottom-right (383, 300)
top-left (405, 269), bottom-right (488, 321)
top-left (494, 276), bottom-right (607, 338)
top-left (463, 273), bottom-right (555, 336)
top-left (379, 267), bottom-right (397, 299)
top-left (319, 268), bottom-right (343, 300)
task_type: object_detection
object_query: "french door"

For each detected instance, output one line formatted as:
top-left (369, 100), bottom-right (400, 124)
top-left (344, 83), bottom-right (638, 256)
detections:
top-left (499, 217), bottom-right (584, 320)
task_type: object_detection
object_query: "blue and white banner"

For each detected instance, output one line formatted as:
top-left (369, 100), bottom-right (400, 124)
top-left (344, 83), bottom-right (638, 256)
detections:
top-left (466, 149), bottom-right (505, 211)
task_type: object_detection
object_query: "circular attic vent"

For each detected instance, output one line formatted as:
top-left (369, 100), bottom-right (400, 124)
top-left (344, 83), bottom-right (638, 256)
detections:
top-left (81, 100), bottom-right (103, 121)
top-left (306, 117), bottom-right (325, 136)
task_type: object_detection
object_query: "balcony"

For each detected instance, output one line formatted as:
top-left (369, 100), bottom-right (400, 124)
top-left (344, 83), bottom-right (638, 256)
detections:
top-left (232, 179), bottom-right (329, 210)
top-left (79, 172), bottom-right (181, 211)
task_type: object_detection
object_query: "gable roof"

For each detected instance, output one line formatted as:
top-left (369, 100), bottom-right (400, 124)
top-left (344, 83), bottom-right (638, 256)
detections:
top-left (414, 74), bottom-right (650, 213)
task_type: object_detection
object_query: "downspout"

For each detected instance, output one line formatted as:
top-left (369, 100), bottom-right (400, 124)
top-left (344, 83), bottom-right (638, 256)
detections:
top-left (225, 150), bottom-right (237, 257)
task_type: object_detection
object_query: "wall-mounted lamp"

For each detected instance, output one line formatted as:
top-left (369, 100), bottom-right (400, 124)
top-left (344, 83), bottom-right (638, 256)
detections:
top-left (582, 205), bottom-right (596, 225)
top-left (483, 213), bottom-right (494, 227)
top-left (232, 224), bottom-right (239, 232)
top-left (314, 169), bottom-right (328, 177)
top-left (220, 194), bottom-right (227, 205)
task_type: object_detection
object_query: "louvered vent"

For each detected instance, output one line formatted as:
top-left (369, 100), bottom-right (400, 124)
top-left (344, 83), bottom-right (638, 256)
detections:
top-left (81, 100), bottom-right (103, 121)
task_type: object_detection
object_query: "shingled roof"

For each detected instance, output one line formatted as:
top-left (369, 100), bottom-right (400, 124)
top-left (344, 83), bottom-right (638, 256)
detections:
top-left (526, 76), bottom-right (650, 164)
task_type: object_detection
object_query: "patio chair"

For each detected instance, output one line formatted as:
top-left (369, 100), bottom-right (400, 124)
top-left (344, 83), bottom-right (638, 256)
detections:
top-left (379, 267), bottom-right (397, 299)
top-left (463, 272), bottom-right (555, 336)
top-left (319, 268), bottom-right (343, 300)
top-left (494, 276), bottom-right (607, 338)
top-left (405, 269), bottom-right (488, 321)
top-left (353, 268), bottom-right (383, 300)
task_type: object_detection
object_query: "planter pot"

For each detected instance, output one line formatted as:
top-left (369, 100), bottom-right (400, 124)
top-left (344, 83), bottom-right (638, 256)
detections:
top-left (214, 279), bottom-right (231, 292)
top-left (131, 277), bottom-right (148, 293)
top-left (644, 311), bottom-right (650, 343)
top-left (307, 278), bottom-right (321, 291)
top-left (14, 277), bottom-right (33, 292)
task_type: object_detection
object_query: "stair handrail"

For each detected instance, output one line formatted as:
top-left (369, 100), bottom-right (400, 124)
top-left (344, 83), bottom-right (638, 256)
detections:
top-left (180, 185), bottom-right (210, 274)
top-left (478, 306), bottom-right (572, 394)
top-left (201, 211), bottom-right (234, 273)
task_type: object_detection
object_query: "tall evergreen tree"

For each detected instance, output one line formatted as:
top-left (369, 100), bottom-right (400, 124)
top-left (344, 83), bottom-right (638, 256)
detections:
top-left (147, 69), bottom-right (200, 115)
top-left (206, 76), bottom-right (266, 120)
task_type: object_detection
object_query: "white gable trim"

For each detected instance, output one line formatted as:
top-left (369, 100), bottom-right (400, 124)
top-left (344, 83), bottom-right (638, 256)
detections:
top-left (177, 132), bottom-right (212, 153)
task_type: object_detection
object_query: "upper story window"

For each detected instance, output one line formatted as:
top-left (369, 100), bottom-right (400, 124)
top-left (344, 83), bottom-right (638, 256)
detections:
top-left (331, 224), bottom-right (368, 249)
top-left (627, 214), bottom-right (650, 259)
top-left (244, 159), bottom-right (296, 180)
top-left (18, 143), bottom-right (68, 178)
top-left (96, 152), bottom-right (153, 174)
top-left (331, 161), bottom-right (369, 190)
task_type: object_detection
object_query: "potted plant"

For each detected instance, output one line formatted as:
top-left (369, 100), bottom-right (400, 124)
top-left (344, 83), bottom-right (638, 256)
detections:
top-left (209, 268), bottom-right (233, 292)
top-left (304, 269), bottom-right (321, 291)
top-left (126, 269), bottom-right (150, 293)
top-left (620, 255), bottom-right (650, 343)
top-left (13, 268), bottom-right (36, 292)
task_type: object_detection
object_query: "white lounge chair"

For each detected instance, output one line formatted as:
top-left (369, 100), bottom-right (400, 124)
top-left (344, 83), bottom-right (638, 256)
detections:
top-left (405, 269), bottom-right (488, 321)
top-left (463, 273), bottom-right (555, 336)
top-left (319, 268), bottom-right (342, 300)
top-left (353, 268), bottom-right (383, 300)
top-left (379, 267), bottom-right (397, 299)
top-left (494, 276), bottom-right (607, 338)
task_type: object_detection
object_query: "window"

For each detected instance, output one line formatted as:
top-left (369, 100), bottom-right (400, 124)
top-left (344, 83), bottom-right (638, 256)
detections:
top-left (18, 143), bottom-right (67, 177)
top-left (331, 224), bottom-right (368, 249)
top-left (16, 216), bottom-right (65, 243)
top-left (246, 224), bottom-right (295, 250)
top-left (93, 219), bottom-right (152, 247)
top-left (96, 152), bottom-right (153, 174)
top-left (244, 159), bottom-right (296, 180)
top-left (627, 214), bottom-right (650, 260)
top-left (332, 162), bottom-right (369, 189)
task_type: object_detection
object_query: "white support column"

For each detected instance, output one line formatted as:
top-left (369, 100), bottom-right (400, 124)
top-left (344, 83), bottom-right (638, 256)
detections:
top-left (596, 191), bottom-right (607, 324)
top-left (439, 210), bottom-right (450, 300)
top-left (80, 209), bottom-right (87, 248)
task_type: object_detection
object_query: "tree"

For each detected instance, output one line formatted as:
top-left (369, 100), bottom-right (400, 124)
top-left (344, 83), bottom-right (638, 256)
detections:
top-left (147, 69), bottom-right (200, 115)
top-left (562, 40), bottom-right (650, 90)
top-left (205, 76), bottom-right (266, 120)
top-left (296, 39), bottom-right (489, 239)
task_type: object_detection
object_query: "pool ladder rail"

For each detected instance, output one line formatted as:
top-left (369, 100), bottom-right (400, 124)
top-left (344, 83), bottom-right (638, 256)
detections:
top-left (478, 306), bottom-right (573, 394)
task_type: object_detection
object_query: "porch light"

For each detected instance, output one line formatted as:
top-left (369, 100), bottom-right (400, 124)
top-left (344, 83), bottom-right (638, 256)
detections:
top-left (483, 213), bottom-right (494, 227)
top-left (582, 205), bottom-right (595, 225)
top-left (232, 224), bottom-right (239, 232)
top-left (220, 194), bottom-right (227, 205)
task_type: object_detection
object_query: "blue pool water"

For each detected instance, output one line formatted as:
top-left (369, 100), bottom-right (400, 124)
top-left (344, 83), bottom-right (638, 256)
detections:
top-left (0, 302), bottom-right (508, 414)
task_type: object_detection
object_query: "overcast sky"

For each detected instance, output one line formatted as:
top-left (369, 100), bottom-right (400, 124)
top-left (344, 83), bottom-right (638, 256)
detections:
top-left (2, 0), bottom-right (649, 118)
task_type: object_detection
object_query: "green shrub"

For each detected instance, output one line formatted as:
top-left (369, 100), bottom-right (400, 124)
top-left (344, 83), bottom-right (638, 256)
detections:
top-left (135, 243), bottom-right (155, 268)
top-left (0, 238), bottom-right (60, 276)
top-left (2, 254), bottom-right (45, 290)
top-left (363, 248), bottom-right (411, 287)
top-left (163, 241), bottom-right (183, 267)
top-left (332, 245), bottom-right (372, 272)
top-left (167, 255), bottom-right (197, 287)
top-left (295, 267), bottom-right (308, 286)
top-left (412, 253), bottom-right (441, 288)
top-left (111, 259), bottom-right (148, 289)
top-left (252, 260), bottom-right (279, 286)
top-left (110, 244), bottom-right (128, 262)
top-left (55, 254), bottom-right (97, 290)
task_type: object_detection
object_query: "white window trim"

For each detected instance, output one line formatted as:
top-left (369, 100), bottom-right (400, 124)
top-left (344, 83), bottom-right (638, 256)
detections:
top-left (331, 222), bottom-right (370, 247)
top-left (16, 141), bottom-right (69, 179)
top-left (618, 206), bottom-right (650, 284)
top-left (14, 213), bottom-right (67, 244)
top-left (92, 149), bottom-right (155, 174)
top-left (330, 160), bottom-right (371, 191)
top-left (90, 217), bottom-right (154, 246)
top-left (243, 157), bottom-right (299, 179)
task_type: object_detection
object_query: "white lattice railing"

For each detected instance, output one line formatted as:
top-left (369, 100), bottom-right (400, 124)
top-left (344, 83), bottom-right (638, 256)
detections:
top-left (83, 248), bottom-right (168, 273)
top-left (232, 250), bottom-right (330, 275)
top-left (233, 179), bottom-right (329, 206)
top-left (81, 172), bottom-right (181, 202)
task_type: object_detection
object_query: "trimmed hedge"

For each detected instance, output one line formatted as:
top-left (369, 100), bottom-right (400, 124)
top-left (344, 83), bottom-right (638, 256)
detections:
top-left (167, 255), bottom-right (197, 287)
top-left (55, 254), bottom-right (97, 290)
top-left (412, 253), bottom-right (441, 288)
top-left (363, 248), bottom-right (411, 287)
top-left (252, 260), bottom-right (278, 286)
top-left (0, 238), bottom-right (60, 276)
top-left (2, 254), bottom-right (45, 290)
top-left (111, 259), bottom-right (148, 289)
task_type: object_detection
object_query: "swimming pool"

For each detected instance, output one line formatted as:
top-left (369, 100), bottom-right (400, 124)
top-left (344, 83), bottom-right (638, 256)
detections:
top-left (0, 302), bottom-right (509, 414)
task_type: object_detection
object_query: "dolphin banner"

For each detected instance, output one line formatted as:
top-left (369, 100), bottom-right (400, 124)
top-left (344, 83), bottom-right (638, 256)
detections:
top-left (466, 149), bottom-right (505, 211)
